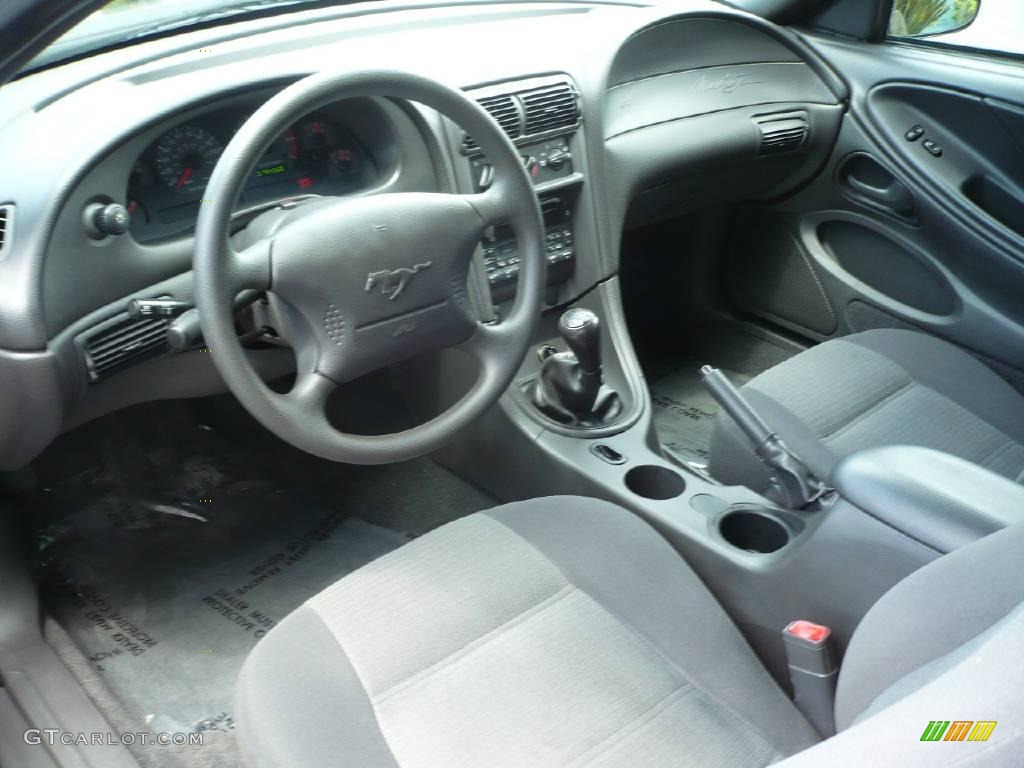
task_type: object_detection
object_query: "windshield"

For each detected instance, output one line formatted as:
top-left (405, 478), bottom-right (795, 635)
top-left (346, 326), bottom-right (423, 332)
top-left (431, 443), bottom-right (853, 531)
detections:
top-left (25, 0), bottom-right (336, 73)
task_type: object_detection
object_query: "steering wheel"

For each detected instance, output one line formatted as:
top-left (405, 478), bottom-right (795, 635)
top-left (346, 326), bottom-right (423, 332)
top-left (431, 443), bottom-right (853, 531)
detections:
top-left (193, 71), bottom-right (544, 464)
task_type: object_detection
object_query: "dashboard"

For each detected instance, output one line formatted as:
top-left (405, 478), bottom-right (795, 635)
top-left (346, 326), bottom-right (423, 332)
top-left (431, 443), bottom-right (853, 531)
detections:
top-left (0, 0), bottom-right (846, 471)
top-left (128, 100), bottom-right (378, 242)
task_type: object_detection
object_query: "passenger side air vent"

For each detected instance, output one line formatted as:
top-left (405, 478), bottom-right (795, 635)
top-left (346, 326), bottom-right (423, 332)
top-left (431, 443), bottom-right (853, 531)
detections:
top-left (756, 113), bottom-right (809, 156)
top-left (521, 83), bottom-right (579, 135)
top-left (82, 315), bottom-right (169, 382)
top-left (0, 206), bottom-right (12, 257)
top-left (462, 94), bottom-right (522, 153)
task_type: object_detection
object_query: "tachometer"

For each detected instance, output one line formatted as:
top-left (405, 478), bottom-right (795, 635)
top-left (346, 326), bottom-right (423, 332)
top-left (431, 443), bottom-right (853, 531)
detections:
top-left (299, 117), bottom-right (337, 161)
top-left (331, 146), bottom-right (362, 178)
top-left (153, 125), bottom-right (224, 194)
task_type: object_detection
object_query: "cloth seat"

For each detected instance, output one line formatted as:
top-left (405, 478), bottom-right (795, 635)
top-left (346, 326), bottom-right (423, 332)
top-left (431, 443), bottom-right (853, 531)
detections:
top-left (709, 329), bottom-right (1024, 493)
top-left (235, 496), bottom-right (1024, 767)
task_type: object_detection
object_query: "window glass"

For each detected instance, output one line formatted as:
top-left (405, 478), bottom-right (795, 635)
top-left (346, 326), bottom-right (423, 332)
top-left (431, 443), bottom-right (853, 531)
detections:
top-left (889, 1), bottom-right (1024, 57)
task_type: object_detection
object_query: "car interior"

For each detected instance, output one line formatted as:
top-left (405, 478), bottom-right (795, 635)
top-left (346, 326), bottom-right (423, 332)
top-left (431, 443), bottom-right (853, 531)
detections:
top-left (1, 0), bottom-right (1023, 765)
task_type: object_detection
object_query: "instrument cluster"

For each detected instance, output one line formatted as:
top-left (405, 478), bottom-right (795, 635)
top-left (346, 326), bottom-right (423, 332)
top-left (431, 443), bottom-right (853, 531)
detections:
top-left (127, 104), bottom-right (377, 242)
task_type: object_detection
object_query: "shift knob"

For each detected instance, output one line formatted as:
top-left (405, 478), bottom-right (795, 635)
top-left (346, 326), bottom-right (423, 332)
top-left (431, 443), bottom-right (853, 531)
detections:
top-left (559, 308), bottom-right (601, 374)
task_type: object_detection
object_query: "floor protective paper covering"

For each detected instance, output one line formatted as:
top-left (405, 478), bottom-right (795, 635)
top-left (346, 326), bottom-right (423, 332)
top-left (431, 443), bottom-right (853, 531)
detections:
top-left (649, 364), bottom-right (751, 467)
top-left (36, 447), bottom-right (408, 741)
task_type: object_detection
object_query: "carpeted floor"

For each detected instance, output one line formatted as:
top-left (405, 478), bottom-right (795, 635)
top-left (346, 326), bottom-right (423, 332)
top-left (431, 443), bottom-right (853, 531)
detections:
top-left (28, 402), bottom-right (495, 768)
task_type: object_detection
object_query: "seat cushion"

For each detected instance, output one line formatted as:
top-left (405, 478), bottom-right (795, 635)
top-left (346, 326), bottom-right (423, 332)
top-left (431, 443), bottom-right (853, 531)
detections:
top-left (774, 524), bottom-right (1024, 767)
top-left (235, 496), bottom-right (818, 768)
top-left (709, 330), bottom-right (1024, 492)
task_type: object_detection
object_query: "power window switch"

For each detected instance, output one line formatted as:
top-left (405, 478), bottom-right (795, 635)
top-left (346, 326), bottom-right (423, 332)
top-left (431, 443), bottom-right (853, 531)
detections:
top-left (905, 124), bottom-right (925, 142)
top-left (922, 139), bottom-right (943, 157)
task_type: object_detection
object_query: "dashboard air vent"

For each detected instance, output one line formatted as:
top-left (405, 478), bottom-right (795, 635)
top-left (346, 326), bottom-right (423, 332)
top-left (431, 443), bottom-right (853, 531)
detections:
top-left (756, 114), bottom-right (809, 156)
top-left (83, 315), bottom-right (169, 382)
top-left (0, 206), bottom-right (11, 257)
top-left (521, 83), bottom-right (579, 135)
top-left (462, 94), bottom-right (521, 153)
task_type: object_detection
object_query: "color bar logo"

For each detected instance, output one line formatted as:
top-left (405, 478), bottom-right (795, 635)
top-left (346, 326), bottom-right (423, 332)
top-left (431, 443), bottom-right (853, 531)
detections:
top-left (921, 721), bottom-right (997, 742)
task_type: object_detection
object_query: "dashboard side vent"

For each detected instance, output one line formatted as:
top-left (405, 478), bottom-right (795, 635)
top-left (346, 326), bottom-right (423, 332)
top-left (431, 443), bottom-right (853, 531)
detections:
top-left (462, 94), bottom-right (522, 153)
top-left (0, 206), bottom-right (11, 257)
top-left (521, 83), bottom-right (579, 136)
top-left (756, 113), bottom-right (809, 156)
top-left (82, 315), bottom-right (169, 382)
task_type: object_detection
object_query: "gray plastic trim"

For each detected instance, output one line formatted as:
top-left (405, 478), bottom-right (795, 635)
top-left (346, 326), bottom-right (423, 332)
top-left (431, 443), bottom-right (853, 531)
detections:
top-left (605, 62), bottom-right (834, 139)
top-left (0, 510), bottom-right (140, 768)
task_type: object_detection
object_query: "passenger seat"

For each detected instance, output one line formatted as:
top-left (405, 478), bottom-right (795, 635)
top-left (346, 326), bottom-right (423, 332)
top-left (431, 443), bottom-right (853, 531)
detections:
top-left (709, 329), bottom-right (1024, 493)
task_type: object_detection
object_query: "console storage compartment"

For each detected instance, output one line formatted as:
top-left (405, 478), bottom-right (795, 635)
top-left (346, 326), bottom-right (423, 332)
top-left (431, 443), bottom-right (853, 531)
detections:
top-left (833, 446), bottom-right (1024, 553)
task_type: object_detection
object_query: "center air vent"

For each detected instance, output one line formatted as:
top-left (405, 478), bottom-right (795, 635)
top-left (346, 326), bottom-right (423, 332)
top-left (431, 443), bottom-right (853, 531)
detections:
top-left (0, 206), bottom-right (12, 257)
top-left (462, 94), bottom-right (521, 153)
top-left (756, 113), bottom-right (809, 156)
top-left (462, 81), bottom-right (580, 154)
top-left (82, 315), bottom-right (169, 382)
top-left (521, 83), bottom-right (579, 135)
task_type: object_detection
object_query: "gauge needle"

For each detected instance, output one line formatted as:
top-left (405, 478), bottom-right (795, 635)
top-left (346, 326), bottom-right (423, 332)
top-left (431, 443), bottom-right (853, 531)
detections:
top-left (176, 167), bottom-right (193, 190)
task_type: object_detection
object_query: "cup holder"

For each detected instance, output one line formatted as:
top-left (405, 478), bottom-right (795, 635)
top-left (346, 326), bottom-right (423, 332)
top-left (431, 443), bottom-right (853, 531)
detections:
top-left (718, 507), bottom-right (790, 554)
top-left (624, 465), bottom-right (686, 500)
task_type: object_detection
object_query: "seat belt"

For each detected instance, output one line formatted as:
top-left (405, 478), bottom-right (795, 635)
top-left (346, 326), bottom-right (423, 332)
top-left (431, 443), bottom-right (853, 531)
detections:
top-left (783, 620), bottom-right (838, 737)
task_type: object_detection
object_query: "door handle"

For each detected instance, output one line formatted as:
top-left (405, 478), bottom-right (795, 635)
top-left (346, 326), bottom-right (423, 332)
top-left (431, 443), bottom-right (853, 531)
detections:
top-left (836, 153), bottom-right (916, 218)
top-left (845, 174), bottom-right (915, 213)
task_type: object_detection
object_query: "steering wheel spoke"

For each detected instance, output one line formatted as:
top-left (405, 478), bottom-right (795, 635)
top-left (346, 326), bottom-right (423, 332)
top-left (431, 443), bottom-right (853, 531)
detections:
top-left (463, 185), bottom-right (511, 228)
top-left (227, 238), bottom-right (273, 293)
top-left (458, 321), bottom-right (514, 383)
top-left (284, 370), bottom-right (337, 416)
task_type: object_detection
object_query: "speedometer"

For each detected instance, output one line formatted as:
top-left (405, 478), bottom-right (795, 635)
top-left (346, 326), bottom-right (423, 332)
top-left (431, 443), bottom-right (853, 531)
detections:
top-left (153, 125), bottom-right (223, 194)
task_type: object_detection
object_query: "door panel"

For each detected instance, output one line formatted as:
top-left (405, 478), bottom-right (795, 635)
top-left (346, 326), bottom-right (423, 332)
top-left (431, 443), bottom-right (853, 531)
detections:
top-left (729, 33), bottom-right (1024, 383)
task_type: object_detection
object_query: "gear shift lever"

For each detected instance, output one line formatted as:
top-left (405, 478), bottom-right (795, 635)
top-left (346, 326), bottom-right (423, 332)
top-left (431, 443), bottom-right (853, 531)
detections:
top-left (560, 308), bottom-right (602, 377)
top-left (532, 308), bottom-right (622, 427)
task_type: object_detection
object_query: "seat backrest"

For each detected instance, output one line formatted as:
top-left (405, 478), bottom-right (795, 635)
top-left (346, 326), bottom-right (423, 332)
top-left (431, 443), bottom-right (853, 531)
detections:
top-left (777, 525), bottom-right (1024, 766)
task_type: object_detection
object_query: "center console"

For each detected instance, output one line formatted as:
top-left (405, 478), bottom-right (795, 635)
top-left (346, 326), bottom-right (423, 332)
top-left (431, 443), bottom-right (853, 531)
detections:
top-left (481, 192), bottom-right (576, 298)
top-left (448, 76), bottom-right (589, 309)
top-left (441, 76), bottom-right (641, 435)
top-left (425, 74), bottom-right (969, 701)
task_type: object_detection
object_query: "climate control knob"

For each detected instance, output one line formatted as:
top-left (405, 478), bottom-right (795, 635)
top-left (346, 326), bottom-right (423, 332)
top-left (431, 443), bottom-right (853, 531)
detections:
top-left (546, 148), bottom-right (570, 171)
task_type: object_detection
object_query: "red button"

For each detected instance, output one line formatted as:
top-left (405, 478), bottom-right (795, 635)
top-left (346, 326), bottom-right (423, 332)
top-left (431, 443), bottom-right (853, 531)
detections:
top-left (786, 620), bottom-right (830, 643)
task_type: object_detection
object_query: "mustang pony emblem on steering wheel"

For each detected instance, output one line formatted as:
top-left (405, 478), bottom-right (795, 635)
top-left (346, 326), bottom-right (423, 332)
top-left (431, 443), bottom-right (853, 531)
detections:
top-left (364, 261), bottom-right (433, 301)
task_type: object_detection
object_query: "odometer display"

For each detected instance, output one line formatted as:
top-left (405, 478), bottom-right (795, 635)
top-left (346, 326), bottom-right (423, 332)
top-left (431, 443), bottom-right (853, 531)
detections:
top-left (256, 164), bottom-right (287, 177)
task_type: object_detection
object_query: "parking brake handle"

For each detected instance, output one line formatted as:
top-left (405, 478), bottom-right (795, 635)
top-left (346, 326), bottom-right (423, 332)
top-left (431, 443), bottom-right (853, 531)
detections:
top-left (700, 366), bottom-right (833, 511)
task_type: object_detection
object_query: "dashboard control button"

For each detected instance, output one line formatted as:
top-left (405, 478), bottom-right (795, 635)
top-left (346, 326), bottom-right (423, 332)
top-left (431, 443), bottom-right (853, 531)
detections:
top-left (905, 125), bottom-right (925, 142)
top-left (95, 203), bottom-right (131, 235)
top-left (85, 202), bottom-right (131, 238)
